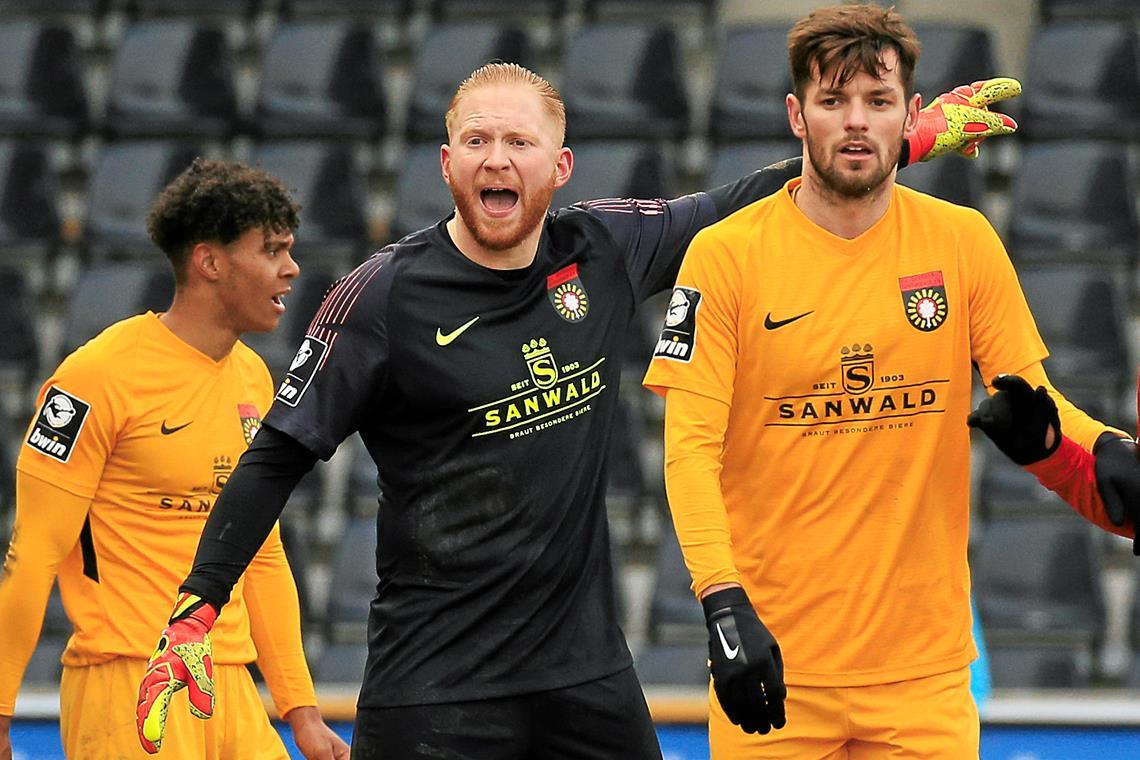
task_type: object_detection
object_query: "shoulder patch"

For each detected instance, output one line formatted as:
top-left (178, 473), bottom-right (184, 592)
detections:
top-left (26, 386), bottom-right (91, 462)
top-left (653, 287), bottom-right (702, 362)
top-left (275, 336), bottom-right (329, 407)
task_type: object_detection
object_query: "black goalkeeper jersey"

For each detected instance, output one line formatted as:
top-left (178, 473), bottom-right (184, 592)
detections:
top-left (200, 160), bottom-right (802, 708)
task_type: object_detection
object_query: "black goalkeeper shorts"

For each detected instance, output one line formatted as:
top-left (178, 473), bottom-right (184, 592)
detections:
top-left (349, 666), bottom-right (663, 760)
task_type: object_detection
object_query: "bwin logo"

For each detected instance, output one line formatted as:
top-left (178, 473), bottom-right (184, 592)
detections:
top-left (277, 381), bottom-right (299, 401)
top-left (29, 428), bottom-right (67, 458)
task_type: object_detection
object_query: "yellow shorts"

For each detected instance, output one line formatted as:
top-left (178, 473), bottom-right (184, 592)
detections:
top-left (709, 667), bottom-right (979, 759)
top-left (59, 658), bottom-right (288, 760)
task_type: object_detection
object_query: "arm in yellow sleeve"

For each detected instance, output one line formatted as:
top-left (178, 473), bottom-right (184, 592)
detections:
top-left (0, 472), bottom-right (91, 716)
top-left (243, 523), bottom-right (317, 719)
top-left (663, 387), bottom-right (743, 598)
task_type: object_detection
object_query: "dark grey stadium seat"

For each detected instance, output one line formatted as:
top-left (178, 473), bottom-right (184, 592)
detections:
top-left (706, 140), bottom-right (800, 188)
top-left (0, 140), bottom-right (61, 265)
top-left (897, 154), bottom-right (982, 208)
top-left (104, 20), bottom-right (236, 139)
top-left (285, 0), bottom-right (409, 16)
top-left (0, 20), bottom-right (87, 138)
top-left (240, 265), bottom-right (337, 379)
top-left (1021, 22), bottom-right (1140, 141)
top-left (974, 514), bottom-right (1105, 645)
top-left (84, 141), bottom-right (200, 260)
top-left (647, 527), bottom-right (704, 645)
top-left (391, 142), bottom-right (452, 241)
top-left (585, 0), bottom-right (713, 22)
top-left (252, 21), bottom-right (386, 140)
top-left (561, 24), bottom-right (688, 140)
top-left (406, 23), bottom-right (530, 141)
top-left (324, 516), bottom-right (378, 645)
top-left (711, 25), bottom-right (794, 142)
top-left (552, 141), bottom-right (674, 208)
top-left (634, 642), bottom-right (710, 686)
top-left (910, 24), bottom-right (995, 103)
top-left (987, 643), bottom-right (1091, 688)
top-left (0, 267), bottom-right (39, 388)
top-left (1041, 0), bottom-right (1140, 21)
top-left (61, 263), bottom-right (174, 354)
top-left (129, 0), bottom-right (256, 15)
top-left (431, 0), bottom-right (565, 20)
top-left (251, 141), bottom-right (371, 266)
top-left (1006, 141), bottom-right (1138, 270)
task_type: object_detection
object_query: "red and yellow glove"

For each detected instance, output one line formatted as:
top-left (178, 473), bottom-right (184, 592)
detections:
top-left (136, 592), bottom-right (218, 754)
top-left (904, 77), bottom-right (1021, 166)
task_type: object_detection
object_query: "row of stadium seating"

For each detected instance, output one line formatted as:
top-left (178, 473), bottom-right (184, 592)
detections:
top-left (0, 15), bottom-right (1135, 143)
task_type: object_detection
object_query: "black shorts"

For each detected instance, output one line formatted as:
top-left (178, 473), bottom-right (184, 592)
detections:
top-left (349, 667), bottom-right (663, 760)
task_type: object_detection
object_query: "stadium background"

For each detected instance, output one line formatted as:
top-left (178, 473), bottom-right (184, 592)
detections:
top-left (1, 0), bottom-right (1140, 757)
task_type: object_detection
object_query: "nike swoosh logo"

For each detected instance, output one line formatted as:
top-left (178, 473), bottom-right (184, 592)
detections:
top-left (716, 622), bottom-right (740, 660)
top-left (764, 310), bottom-right (814, 330)
top-left (160, 421), bottom-right (192, 435)
top-left (435, 316), bottom-right (480, 346)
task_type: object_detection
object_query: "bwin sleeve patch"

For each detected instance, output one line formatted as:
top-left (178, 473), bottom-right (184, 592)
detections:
top-left (275, 336), bottom-right (329, 407)
top-left (653, 287), bottom-right (702, 362)
top-left (26, 386), bottom-right (91, 462)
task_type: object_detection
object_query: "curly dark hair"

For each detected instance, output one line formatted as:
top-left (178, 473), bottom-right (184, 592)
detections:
top-left (146, 158), bottom-right (301, 283)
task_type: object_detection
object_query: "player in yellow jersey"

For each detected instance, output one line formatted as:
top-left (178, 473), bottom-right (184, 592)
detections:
top-left (0, 159), bottom-right (348, 760)
top-left (644, 5), bottom-right (1124, 758)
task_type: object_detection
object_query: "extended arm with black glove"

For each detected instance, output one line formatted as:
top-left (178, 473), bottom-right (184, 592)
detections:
top-left (966, 374), bottom-right (1060, 465)
top-left (135, 592), bottom-right (218, 754)
top-left (702, 587), bottom-right (786, 735)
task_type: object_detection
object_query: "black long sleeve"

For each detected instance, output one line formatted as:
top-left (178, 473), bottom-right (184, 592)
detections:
top-left (180, 424), bottom-right (318, 609)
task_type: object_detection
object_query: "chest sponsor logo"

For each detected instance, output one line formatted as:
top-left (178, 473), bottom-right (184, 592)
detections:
top-left (26, 387), bottom-right (91, 463)
top-left (654, 286), bottom-right (702, 362)
top-left (547, 263), bottom-right (589, 322)
top-left (900, 270), bottom-right (948, 332)
top-left (276, 336), bottom-right (328, 407)
top-left (765, 342), bottom-right (950, 436)
top-left (238, 403), bottom-right (262, 446)
top-left (468, 336), bottom-right (607, 439)
top-left (156, 455), bottom-right (234, 512)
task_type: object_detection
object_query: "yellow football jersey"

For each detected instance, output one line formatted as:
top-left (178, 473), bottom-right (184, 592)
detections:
top-left (645, 179), bottom-right (1047, 686)
top-left (17, 313), bottom-right (275, 666)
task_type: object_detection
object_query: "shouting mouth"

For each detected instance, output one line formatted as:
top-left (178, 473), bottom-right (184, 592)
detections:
top-left (480, 187), bottom-right (520, 216)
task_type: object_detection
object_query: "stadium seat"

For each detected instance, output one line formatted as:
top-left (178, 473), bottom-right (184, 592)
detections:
top-left (1021, 22), bottom-right (1140, 141)
top-left (706, 140), bottom-right (800, 188)
top-left (84, 141), bottom-right (200, 260)
top-left (585, 0), bottom-right (713, 21)
top-left (431, 0), bottom-right (565, 21)
top-left (0, 20), bottom-right (87, 138)
top-left (606, 397), bottom-right (648, 506)
top-left (561, 24), bottom-right (688, 140)
top-left (405, 22), bottom-right (530, 142)
top-left (285, 0), bottom-right (409, 16)
top-left (240, 263), bottom-right (338, 379)
top-left (1019, 266), bottom-right (1130, 423)
top-left (634, 642), bottom-right (710, 686)
top-left (252, 20), bottom-right (387, 140)
top-left (129, 0), bottom-right (256, 15)
top-left (986, 642), bottom-right (1091, 688)
top-left (896, 153), bottom-right (982, 209)
top-left (324, 515), bottom-right (377, 645)
top-left (1006, 141), bottom-right (1138, 271)
top-left (390, 142), bottom-right (452, 241)
top-left (103, 20), bottom-right (237, 139)
top-left (552, 141), bottom-right (674, 208)
top-left (61, 263), bottom-right (174, 354)
top-left (710, 24), bottom-right (794, 142)
top-left (251, 141), bottom-right (371, 266)
top-left (973, 514), bottom-right (1105, 646)
top-left (1041, 0), bottom-right (1140, 21)
top-left (647, 527), bottom-right (705, 645)
top-left (0, 267), bottom-right (40, 393)
top-left (909, 23), bottom-right (995, 102)
top-left (0, 140), bottom-right (61, 266)
top-left (976, 449), bottom-right (1077, 521)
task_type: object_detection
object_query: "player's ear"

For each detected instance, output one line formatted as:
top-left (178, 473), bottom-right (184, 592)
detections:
top-left (903, 92), bottom-right (921, 137)
top-left (553, 147), bottom-right (573, 189)
top-left (440, 143), bottom-right (452, 185)
top-left (189, 241), bottom-right (222, 283)
top-left (787, 93), bottom-right (806, 139)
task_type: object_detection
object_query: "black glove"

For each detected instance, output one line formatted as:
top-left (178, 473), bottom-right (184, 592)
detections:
top-left (1094, 431), bottom-right (1140, 556)
top-left (702, 587), bottom-right (786, 735)
top-left (966, 374), bottom-right (1060, 465)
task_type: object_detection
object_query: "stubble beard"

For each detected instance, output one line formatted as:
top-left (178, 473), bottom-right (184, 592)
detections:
top-left (450, 175), bottom-right (557, 252)
top-left (804, 124), bottom-right (903, 200)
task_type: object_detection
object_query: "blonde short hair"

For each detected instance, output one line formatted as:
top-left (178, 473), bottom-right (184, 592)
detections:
top-left (445, 62), bottom-right (566, 146)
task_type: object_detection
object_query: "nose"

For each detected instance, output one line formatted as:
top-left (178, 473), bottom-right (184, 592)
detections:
top-left (843, 101), bottom-right (870, 133)
top-left (483, 140), bottom-right (511, 171)
top-left (282, 250), bottom-right (300, 279)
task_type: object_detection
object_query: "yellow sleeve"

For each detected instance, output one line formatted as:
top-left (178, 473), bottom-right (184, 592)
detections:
top-left (243, 524), bottom-right (317, 718)
top-left (965, 212), bottom-right (1049, 383)
top-left (0, 472), bottom-right (92, 715)
top-left (663, 388), bottom-right (743, 596)
top-left (1009, 362), bottom-right (1129, 452)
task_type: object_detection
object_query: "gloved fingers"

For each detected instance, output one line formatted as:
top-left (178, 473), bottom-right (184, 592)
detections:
top-left (944, 105), bottom-right (1018, 139)
top-left (990, 374), bottom-right (1034, 398)
top-left (958, 138), bottom-right (983, 160)
top-left (964, 77), bottom-right (1023, 108)
top-left (1101, 481), bottom-right (1127, 526)
top-left (757, 655), bottom-right (787, 726)
top-left (966, 396), bottom-right (1010, 433)
top-left (137, 667), bottom-right (179, 754)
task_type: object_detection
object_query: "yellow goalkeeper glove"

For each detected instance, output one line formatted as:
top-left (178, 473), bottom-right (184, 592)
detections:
top-left (904, 77), bottom-right (1021, 166)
